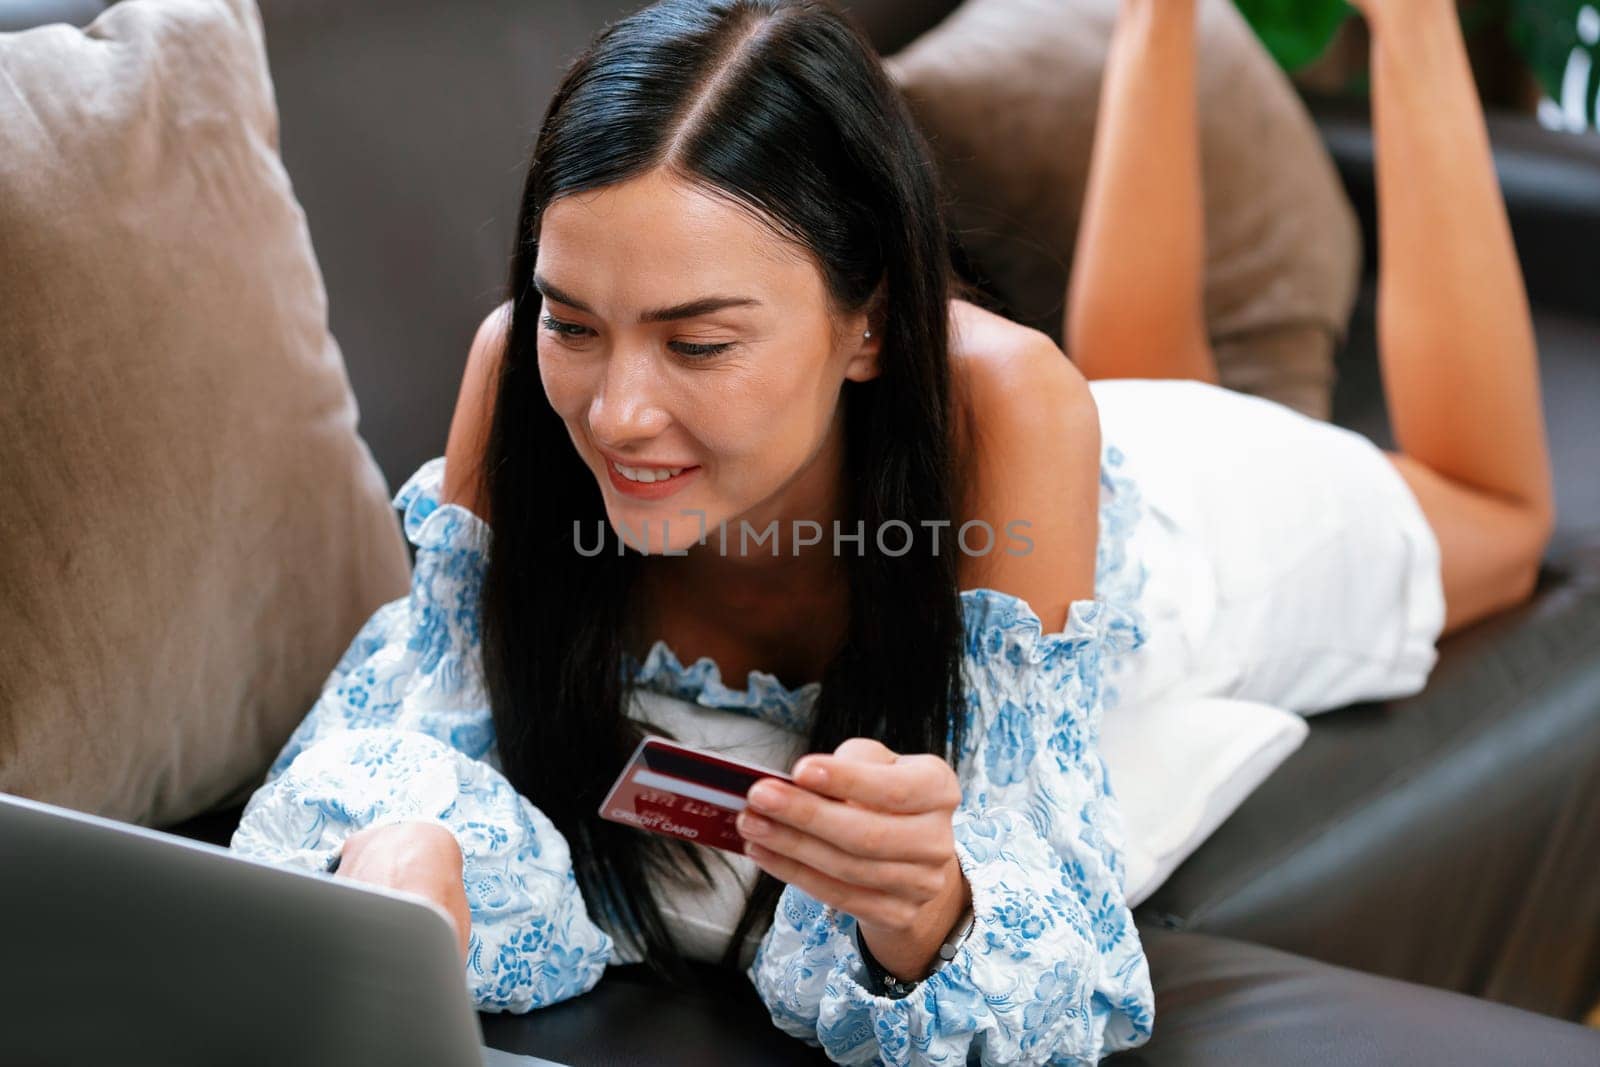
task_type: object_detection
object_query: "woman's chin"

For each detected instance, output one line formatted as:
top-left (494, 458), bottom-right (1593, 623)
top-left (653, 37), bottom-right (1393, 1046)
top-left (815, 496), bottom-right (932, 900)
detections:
top-left (603, 510), bottom-right (708, 557)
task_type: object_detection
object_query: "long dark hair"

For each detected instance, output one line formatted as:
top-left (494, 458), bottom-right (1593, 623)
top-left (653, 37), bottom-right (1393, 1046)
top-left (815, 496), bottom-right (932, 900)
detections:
top-left (476, 0), bottom-right (972, 975)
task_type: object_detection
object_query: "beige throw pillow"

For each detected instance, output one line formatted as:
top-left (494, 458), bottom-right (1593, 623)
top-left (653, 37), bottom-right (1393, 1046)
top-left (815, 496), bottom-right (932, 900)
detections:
top-left (886, 0), bottom-right (1362, 421)
top-left (0, 0), bottom-right (410, 825)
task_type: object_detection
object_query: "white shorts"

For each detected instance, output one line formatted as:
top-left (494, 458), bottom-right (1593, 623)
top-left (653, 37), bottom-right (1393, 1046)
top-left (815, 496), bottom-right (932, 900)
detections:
top-left (1089, 379), bottom-right (1446, 717)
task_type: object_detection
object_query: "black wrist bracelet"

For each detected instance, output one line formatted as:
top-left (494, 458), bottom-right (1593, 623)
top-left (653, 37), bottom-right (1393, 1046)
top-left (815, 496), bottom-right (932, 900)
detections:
top-left (854, 901), bottom-right (978, 1001)
top-left (855, 926), bottom-right (920, 1000)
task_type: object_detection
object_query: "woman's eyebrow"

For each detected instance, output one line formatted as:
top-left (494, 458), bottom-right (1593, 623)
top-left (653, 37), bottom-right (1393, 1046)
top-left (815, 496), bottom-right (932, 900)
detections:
top-left (533, 273), bottom-right (763, 323)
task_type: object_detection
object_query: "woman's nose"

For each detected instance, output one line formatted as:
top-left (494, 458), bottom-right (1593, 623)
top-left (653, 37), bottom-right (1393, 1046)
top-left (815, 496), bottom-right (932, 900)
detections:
top-left (588, 347), bottom-right (670, 446)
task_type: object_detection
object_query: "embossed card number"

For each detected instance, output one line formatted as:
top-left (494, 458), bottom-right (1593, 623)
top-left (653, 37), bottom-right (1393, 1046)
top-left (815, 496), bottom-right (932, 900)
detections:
top-left (597, 737), bottom-right (793, 853)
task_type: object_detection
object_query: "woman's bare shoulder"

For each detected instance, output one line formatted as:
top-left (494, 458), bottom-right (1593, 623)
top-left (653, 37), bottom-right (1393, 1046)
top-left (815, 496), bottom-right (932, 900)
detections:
top-left (948, 297), bottom-right (1094, 447)
top-left (441, 300), bottom-right (512, 523)
top-left (948, 297), bottom-right (1101, 625)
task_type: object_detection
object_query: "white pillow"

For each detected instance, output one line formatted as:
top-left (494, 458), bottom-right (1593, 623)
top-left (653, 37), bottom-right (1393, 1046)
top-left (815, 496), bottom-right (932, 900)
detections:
top-left (1100, 696), bottom-right (1309, 907)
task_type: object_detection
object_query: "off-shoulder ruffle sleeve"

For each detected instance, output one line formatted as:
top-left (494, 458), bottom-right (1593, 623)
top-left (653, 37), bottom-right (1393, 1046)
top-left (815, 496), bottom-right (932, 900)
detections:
top-left (747, 588), bottom-right (1155, 1065)
top-left (229, 456), bottom-right (613, 1013)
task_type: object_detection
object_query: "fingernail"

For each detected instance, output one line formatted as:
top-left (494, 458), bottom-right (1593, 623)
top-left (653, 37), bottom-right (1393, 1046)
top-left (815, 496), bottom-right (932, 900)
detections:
top-left (738, 812), bottom-right (770, 837)
top-left (748, 783), bottom-right (783, 812)
top-left (796, 759), bottom-right (828, 788)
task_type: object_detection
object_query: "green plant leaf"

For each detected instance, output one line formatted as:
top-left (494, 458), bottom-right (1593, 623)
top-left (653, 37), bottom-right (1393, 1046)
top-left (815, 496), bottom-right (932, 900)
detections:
top-left (1233, 0), bottom-right (1355, 72)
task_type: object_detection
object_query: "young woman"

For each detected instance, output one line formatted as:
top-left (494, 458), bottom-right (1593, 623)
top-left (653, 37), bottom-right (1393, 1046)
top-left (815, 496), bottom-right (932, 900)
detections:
top-left (230, 0), bottom-right (1554, 1062)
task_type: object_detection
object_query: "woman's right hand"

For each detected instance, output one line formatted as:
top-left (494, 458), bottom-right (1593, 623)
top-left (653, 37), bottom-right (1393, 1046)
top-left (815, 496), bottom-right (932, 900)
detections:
top-left (333, 821), bottom-right (472, 962)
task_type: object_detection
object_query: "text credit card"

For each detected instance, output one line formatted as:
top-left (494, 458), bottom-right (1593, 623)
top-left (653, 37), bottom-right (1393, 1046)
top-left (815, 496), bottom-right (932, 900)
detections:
top-left (597, 736), bottom-right (793, 854)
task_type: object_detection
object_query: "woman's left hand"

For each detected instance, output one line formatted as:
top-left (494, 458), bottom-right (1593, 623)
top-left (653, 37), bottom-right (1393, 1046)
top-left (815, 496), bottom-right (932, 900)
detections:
top-left (738, 737), bottom-right (971, 980)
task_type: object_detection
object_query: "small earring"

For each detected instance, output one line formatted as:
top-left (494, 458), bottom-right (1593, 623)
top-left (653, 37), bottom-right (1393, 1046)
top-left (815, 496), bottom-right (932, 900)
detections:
top-left (863, 329), bottom-right (872, 339)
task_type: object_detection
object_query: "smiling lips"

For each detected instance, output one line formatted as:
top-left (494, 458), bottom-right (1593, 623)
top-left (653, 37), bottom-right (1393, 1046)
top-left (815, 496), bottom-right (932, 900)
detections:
top-left (606, 458), bottom-right (700, 499)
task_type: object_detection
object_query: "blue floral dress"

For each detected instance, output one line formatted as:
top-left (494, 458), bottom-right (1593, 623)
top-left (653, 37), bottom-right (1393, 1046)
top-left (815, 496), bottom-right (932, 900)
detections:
top-left (230, 447), bottom-right (1156, 1066)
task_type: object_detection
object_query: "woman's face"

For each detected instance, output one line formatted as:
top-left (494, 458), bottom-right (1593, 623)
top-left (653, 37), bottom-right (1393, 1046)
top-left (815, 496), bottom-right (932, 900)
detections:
top-left (535, 167), bottom-right (879, 558)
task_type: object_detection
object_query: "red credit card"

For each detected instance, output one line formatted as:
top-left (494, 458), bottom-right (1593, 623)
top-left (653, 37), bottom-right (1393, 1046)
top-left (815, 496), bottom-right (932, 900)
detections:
top-left (597, 737), bottom-right (794, 854)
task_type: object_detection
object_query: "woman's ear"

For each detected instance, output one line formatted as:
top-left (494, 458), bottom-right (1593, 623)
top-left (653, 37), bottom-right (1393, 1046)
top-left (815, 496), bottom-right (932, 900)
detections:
top-left (843, 281), bottom-right (887, 382)
top-left (843, 325), bottom-right (882, 382)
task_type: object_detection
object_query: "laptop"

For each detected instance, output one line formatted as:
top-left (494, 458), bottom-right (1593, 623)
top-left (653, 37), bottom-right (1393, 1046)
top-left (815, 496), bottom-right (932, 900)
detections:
top-left (0, 791), bottom-right (566, 1067)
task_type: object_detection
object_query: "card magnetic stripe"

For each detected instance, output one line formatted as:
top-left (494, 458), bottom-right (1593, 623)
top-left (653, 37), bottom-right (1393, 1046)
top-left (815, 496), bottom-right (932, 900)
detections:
top-left (639, 743), bottom-right (782, 796)
top-left (632, 769), bottom-right (750, 812)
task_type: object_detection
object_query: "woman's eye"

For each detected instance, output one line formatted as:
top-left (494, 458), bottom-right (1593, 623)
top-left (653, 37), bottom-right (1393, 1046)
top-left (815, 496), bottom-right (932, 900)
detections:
top-left (540, 314), bottom-right (590, 340)
top-left (671, 341), bottom-right (733, 360)
top-left (540, 314), bottom-right (732, 360)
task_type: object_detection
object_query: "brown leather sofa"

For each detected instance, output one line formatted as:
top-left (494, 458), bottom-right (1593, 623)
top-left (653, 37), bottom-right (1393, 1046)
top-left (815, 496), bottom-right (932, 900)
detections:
top-left (6, 0), bottom-right (1597, 1062)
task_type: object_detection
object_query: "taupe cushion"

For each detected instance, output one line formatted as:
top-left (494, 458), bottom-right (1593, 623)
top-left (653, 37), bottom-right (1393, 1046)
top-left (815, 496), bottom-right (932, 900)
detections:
top-left (0, 0), bottom-right (410, 825)
top-left (885, 0), bottom-right (1361, 421)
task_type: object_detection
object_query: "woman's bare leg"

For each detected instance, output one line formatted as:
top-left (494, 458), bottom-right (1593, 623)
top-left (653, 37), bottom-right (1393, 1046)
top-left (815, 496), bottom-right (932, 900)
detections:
top-left (1360, 0), bottom-right (1556, 634)
top-left (1064, 0), bottom-right (1220, 385)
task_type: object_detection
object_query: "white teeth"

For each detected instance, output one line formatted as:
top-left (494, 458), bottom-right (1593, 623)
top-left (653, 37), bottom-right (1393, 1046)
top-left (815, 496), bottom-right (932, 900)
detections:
top-left (614, 462), bottom-right (686, 484)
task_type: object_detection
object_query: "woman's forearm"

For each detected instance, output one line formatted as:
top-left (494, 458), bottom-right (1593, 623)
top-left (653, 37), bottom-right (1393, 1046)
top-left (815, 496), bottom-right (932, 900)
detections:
top-left (1066, 0), bottom-right (1218, 384)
